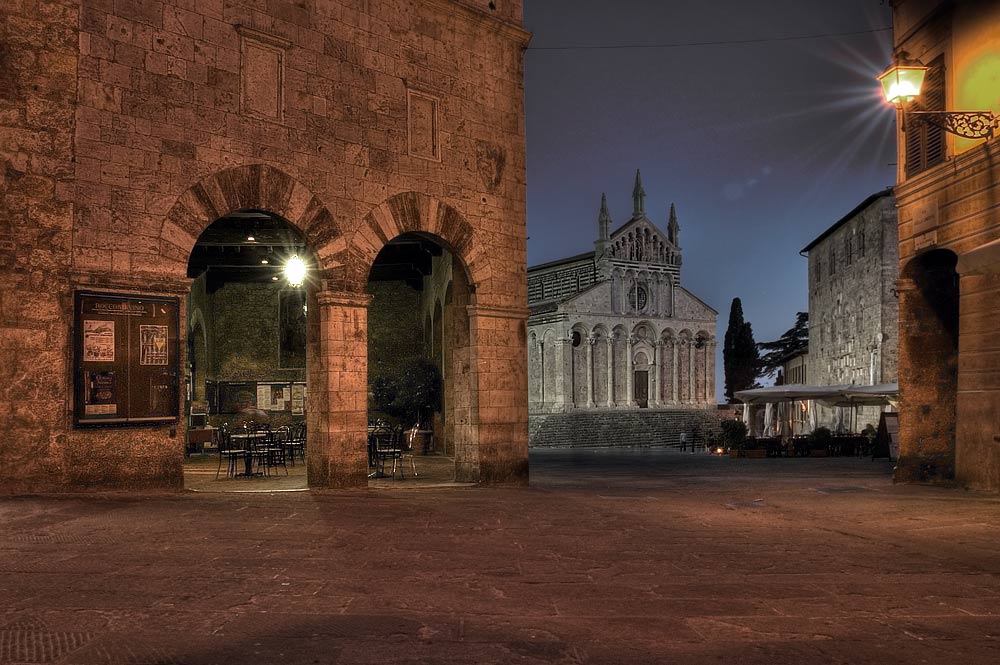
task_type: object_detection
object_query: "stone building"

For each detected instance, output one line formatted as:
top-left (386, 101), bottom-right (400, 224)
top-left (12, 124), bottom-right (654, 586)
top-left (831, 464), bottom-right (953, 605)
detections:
top-left (780, 350), bottom-right (808, 386)
top-left (526, 172), bottom-right (718, 446)
top-left (888, 0), bottom-right (1000, 491)
top-left (801, 188), bottom-right (899, 431)
top-left (0, 0), bottom-right (530, 493)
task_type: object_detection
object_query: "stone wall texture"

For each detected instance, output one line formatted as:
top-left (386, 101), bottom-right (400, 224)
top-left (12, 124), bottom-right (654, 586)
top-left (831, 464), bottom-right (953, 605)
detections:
top-left (806, 192), bottom-right (898, 432)
top-left (0, 0), bottom-right (530, 492)
top-left (893, 0), bottom-right (1000, 491)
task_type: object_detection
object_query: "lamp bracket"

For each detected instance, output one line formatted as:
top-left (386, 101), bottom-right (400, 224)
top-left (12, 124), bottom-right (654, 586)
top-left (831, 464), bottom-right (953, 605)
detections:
top-left (907, 110), bottom-right (996, 140)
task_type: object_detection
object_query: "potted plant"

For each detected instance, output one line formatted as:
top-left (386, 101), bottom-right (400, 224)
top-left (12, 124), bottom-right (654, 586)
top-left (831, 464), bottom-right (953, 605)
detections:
top-left (719, 419), bottom-right (748, 458)
top-left (808, 426), bottom-right (833, 457)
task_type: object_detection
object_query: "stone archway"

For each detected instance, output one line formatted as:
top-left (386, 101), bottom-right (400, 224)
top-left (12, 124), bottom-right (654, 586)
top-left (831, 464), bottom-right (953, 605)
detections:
top-left (310, 192), bottom-right (525, 488)
top-left (160, 164), bottom-right (346, 490)
top-left (897, 249), bottom-right (960, 483)
top-left (160, 164), bottom-right (348, 282)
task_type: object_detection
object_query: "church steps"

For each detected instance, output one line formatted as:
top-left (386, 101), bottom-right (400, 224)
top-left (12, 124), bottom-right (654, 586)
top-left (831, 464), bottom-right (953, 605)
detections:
top-left (529, 409), bottom-right (722, 450)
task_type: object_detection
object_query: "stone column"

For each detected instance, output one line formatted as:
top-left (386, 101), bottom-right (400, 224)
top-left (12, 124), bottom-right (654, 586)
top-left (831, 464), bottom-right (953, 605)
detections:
top-left (625, 334), bottom-right (634, 407)
top-left (586, 336), bottom-right (596, 408)
top-left (622, 273), bottom-right (631, 313)
top-left (653, 339), bottom-right (662, 407)
top-left (467, 303), bottom-right (531, 486)
top-left (688, 341), bottom-right (696, 404)
top-left (554, 334), bottom-right (570, 410)
top-left (538, 341), bottom-right (546, 407)
top-left (610, 270), bottom-right (618, 313)
top-left (605, 337), bottom-right (615, 408)
top-left (671, 340), bottom-right (679, 403)
top-left (309, 290), bottom-right (372, 489)
top-left (705, 341), bottom-right (716, 403)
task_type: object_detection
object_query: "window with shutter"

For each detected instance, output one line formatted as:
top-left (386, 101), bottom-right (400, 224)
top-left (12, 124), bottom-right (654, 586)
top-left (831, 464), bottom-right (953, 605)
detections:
top-left (904, 55), bottom-right (946, 178)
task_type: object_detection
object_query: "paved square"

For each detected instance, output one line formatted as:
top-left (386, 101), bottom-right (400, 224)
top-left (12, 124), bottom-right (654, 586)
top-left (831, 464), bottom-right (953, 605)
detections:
top-left (2, 450), bottom-right (999, 664)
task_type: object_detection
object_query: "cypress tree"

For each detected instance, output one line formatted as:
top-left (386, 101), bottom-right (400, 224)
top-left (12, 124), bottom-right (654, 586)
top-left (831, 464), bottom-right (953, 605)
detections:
top-left (723, 298), bottom-right (761, 402)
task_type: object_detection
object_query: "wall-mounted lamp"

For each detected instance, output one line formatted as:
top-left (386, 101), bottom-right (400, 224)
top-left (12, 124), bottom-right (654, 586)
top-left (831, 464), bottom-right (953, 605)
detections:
top-left (878, 55), bottom-right (996, 139)
top-left (284, 255), bottom-right (307, 287)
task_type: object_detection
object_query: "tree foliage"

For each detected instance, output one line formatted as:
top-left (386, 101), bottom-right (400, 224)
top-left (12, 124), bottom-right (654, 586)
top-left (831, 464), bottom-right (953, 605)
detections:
top-left (723, 298), bottom-right (761, 403)
top-left (370, 357), bottom-right (442, 426)
top-left (758, 312), bottom-right (809, 380)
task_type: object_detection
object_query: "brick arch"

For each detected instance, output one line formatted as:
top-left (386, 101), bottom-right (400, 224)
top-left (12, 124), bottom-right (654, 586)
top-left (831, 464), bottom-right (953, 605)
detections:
top-left (159, 164), bottom-right (345, 279)
top-left (349, 192), bottom-right (489, 292)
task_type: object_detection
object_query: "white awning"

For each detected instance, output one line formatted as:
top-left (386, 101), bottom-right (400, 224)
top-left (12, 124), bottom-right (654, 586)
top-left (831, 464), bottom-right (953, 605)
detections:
top-left (735, 383), bottom-right (897, 407)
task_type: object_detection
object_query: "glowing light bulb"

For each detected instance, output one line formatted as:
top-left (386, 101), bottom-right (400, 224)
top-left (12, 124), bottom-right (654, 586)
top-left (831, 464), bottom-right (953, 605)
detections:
top-left (285, 255), bottom-right (307, 287)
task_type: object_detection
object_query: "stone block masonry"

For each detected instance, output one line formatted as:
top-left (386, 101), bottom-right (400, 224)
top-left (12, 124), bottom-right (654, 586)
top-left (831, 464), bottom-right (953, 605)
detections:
top-left (0, 0), bottom-right (531, 492)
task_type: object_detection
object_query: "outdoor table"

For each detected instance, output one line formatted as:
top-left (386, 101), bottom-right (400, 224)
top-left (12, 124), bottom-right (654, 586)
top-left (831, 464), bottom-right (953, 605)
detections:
top-left (229, 432), bottom-right (267, 477)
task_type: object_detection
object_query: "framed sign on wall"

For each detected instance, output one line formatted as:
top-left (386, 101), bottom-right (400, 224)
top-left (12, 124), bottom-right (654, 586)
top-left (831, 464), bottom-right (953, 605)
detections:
top-left (73, 291), bottom-right (180, 427)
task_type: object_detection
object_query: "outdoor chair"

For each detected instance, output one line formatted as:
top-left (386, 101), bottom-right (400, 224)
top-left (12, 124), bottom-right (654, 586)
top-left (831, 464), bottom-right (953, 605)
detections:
top-left (284, 423), bottom-right (305, 465)
top-left (215, 426), bottom-right (245, 479)
top-left (373, 426), bottom-right (404, 479)
top-left (255, 430), bottom-right (287, 477)
top-left (400, 427), bottom-right (418, 478)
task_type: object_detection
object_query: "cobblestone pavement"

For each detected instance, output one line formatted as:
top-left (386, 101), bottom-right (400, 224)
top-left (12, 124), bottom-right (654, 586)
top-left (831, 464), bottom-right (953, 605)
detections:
top-left (3, 450), bottom-right (1000, 664)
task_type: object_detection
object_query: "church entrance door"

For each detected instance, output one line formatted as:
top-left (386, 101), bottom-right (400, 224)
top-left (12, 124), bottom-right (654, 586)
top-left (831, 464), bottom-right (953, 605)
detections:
top-left (634, 371), bottom-right (649, 408)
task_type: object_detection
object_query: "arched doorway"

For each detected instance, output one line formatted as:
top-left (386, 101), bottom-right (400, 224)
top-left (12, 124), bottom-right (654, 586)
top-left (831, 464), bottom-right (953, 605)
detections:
top-left (183, 209), bottom-right (319, 491)
top-left (366, 232), bottom-right (477, 484)
top-left (897, 249), bottom-right (959, 483)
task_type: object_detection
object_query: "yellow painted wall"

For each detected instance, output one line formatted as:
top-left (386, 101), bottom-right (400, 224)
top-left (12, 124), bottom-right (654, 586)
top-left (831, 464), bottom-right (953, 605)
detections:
top-left (952, 0), bottom-right (1000, 153)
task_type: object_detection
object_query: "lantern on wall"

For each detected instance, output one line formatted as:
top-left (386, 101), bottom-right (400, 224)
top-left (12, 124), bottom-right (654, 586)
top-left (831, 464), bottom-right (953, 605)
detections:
top-left (877, 61), bottom-right (927, 106)
top-left (284, 255), bottom-right (307, 287)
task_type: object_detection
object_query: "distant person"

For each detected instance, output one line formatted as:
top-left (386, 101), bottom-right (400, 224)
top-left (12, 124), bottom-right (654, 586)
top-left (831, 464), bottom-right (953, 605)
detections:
top-left (679, 432), bottom-right (688, 452)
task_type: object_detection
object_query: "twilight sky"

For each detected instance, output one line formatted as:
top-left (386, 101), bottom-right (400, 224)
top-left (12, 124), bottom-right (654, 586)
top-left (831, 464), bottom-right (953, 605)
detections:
top-left (522, 0), bottom-right (897, 399)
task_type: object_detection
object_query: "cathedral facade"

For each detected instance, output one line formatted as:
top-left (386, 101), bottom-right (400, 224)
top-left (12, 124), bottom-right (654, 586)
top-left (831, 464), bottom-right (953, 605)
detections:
top-left (528, 172), bottom-right (718, 414)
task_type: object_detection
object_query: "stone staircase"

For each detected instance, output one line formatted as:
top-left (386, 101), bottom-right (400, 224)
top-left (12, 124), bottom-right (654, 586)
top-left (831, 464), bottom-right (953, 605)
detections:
top-left (529, 408), bottom-right (723, 450)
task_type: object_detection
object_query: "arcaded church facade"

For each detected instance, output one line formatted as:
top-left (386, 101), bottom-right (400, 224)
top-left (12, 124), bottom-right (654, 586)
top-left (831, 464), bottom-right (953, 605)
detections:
top-left (528, 172), bottom-right (717, 414)
top-left (0, 0), bottom-right (530, 492)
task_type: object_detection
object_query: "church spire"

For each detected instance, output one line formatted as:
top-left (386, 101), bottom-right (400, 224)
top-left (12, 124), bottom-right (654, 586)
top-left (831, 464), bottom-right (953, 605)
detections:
top-left (598, 193), bottom-right (611, 241)
top-left (668, 202), bottom-right (680, 245)
top-left (631, 169), bottom-right (646, 217)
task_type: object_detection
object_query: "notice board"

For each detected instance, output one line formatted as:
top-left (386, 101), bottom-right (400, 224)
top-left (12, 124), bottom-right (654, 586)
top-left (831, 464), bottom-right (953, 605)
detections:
top-left (874, 412), bottom-right (899, 461)
top-left (74, 292), bottom-right (180, 427)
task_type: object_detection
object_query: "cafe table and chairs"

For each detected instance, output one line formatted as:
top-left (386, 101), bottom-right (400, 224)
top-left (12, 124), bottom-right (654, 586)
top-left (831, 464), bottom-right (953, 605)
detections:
top-left (228, 430), bottom-right (268, 478)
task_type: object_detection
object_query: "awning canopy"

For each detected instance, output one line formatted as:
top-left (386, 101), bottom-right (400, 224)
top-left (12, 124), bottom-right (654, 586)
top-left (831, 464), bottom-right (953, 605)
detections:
top-left (735, 383), bottom-right (898, 407)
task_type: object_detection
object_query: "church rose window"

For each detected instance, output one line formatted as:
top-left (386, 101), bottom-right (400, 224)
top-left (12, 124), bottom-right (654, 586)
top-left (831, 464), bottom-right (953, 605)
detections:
top-left (628, 284), bottom-right (648, 311)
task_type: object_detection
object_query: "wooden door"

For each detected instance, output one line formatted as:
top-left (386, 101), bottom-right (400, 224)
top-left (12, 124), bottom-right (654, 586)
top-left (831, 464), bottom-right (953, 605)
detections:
top-left (634, 370), bottom-right (648, 408)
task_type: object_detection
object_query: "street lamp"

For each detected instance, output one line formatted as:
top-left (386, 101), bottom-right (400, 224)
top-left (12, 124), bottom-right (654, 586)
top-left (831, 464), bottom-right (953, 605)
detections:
top-left (878, 56), bottom-right (996, 140)
top-left (284, 255), bottom-right (307, 287)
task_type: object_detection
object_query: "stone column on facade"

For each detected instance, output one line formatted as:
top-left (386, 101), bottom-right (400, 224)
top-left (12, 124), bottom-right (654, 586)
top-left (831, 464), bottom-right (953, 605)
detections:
top-left (605, 336), bottom-right (615, 408)
top-left (309, 290), bottom-right (372, 489)
top-left (653, 339), bottom-right (662, 407)
top-left (586, 335), bottom-right (596, 408)
top-left (538, 341), bottom-right (546, 407)
top-left (705, 342), bottom-right (715, 403)
top-left (625, 334), bottom-right (635, 407)
top-left (688, 340), bottom-right (696, 404)
top-left (610, 270), bottom-right (618, 314)
top-left (554, 333), bottom-right (571, 410)
top-left (671, 340), bottom-right (679, 403)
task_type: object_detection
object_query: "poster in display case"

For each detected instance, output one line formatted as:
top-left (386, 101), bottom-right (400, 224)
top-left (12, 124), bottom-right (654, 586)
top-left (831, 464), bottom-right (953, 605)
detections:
top-left (73, 292), bottom-right (180, 427)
